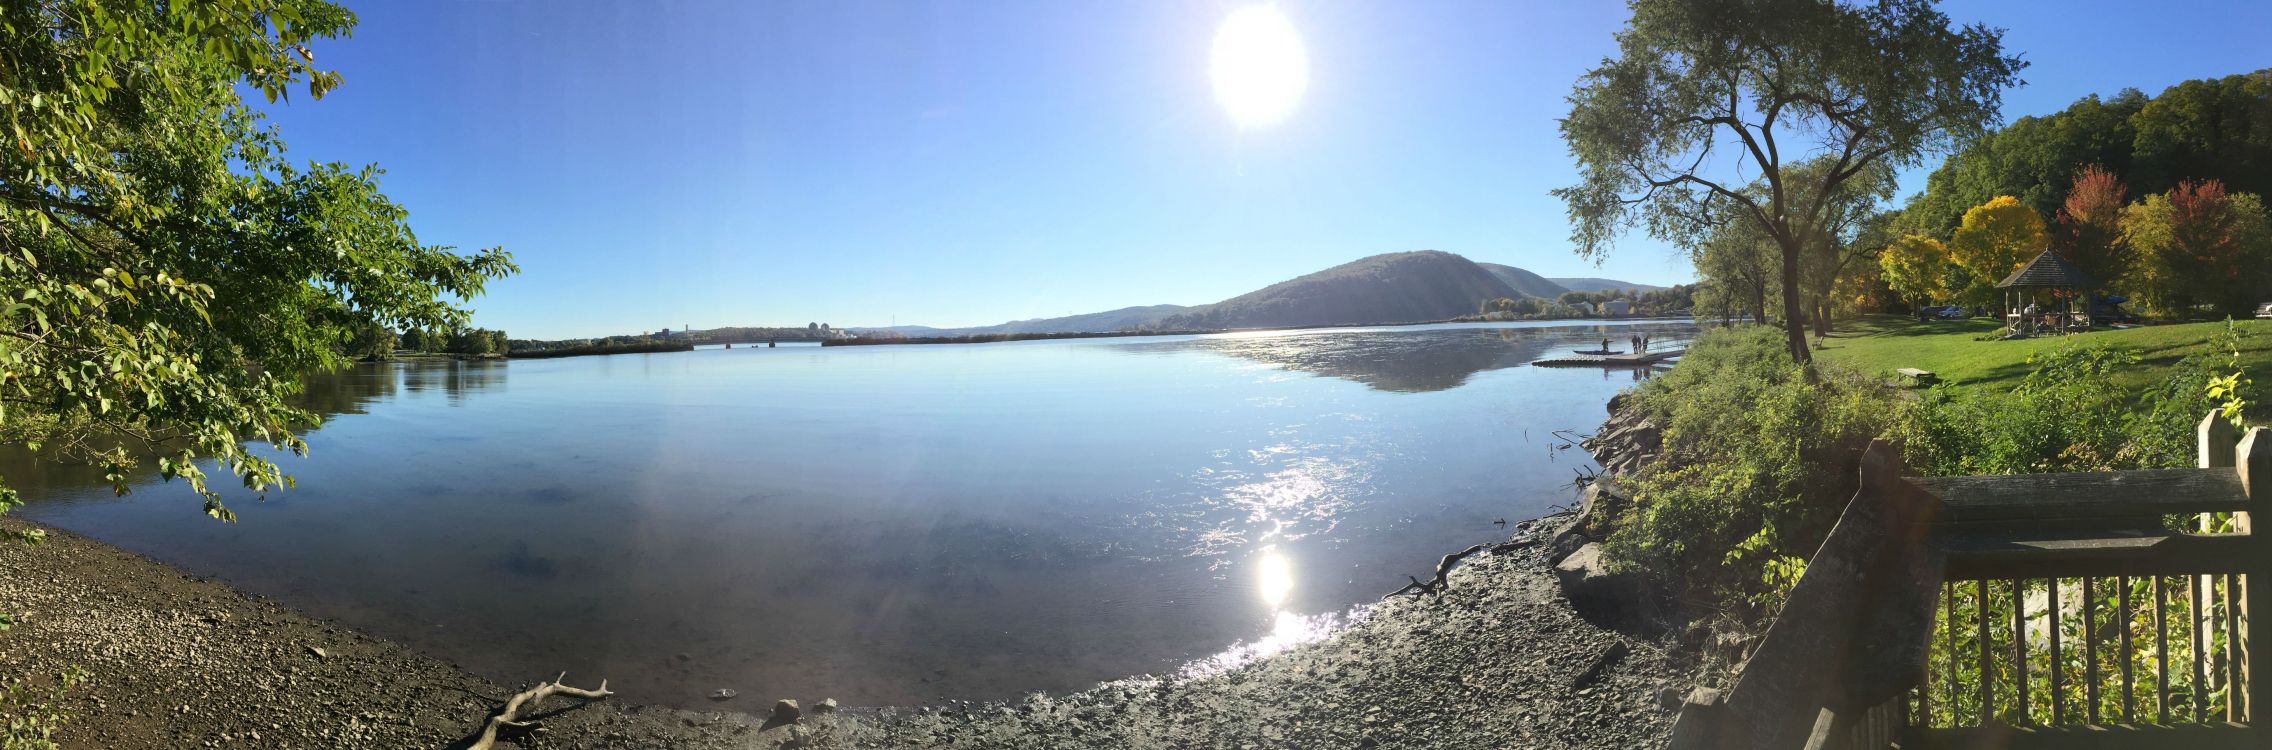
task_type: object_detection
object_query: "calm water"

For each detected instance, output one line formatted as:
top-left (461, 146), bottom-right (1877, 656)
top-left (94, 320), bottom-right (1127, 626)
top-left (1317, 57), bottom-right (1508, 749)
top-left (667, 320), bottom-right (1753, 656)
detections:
top-left (13, 321), bottom-right (1693, 708)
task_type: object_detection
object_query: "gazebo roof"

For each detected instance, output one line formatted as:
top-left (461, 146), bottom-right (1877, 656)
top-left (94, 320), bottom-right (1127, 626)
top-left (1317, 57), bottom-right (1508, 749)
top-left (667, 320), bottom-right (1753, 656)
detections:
top-left (1996, 249), bottom-right (2097, 289)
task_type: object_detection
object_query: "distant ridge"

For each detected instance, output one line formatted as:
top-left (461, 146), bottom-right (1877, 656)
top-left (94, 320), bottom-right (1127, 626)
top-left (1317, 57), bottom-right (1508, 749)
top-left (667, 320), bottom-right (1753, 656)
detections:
top-left (1153, 250), bottom-right (1516, 331)
top-left (1548, 277), bottom-right (1663, 293)
top-left (838, 256), bottom-right (1670, 338)
top-left (857, 304), bottom-right (1192, 337)
top-left (1475, 263), bottom-right (1571, 299)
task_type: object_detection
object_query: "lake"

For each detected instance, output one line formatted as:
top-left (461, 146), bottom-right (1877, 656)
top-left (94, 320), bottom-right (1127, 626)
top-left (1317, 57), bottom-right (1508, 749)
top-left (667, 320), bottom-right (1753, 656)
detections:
top-left (12, 320), bottom-right (1695, 708)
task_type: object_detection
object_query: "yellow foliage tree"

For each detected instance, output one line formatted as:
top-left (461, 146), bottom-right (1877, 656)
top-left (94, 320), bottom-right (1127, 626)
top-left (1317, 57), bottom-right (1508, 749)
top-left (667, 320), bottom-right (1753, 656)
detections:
top-left (1878, 234), bottom-right (1953, 306)
top-left (1946, 196), bottom-right (2050, 306)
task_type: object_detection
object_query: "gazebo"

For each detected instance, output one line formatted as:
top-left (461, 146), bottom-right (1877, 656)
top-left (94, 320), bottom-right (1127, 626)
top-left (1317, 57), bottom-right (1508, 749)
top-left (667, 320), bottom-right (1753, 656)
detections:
top-left (1996, 249), bottom-right (2098, 336)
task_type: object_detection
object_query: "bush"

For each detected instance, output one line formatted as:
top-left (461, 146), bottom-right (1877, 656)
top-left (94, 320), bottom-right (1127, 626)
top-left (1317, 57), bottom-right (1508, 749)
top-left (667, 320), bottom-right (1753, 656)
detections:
top-left (1891, 322), bottom-right (2247, 475)
top-left (1608, 320), bottom-right (2255, 633)
top-left (1604, 326), bottom-right (1897, 613)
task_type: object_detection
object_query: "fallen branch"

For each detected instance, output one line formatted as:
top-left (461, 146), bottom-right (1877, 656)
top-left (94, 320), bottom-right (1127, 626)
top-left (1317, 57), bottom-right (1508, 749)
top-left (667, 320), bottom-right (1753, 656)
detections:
top-left (1383, 538), bottom-right (1538, 600)
top-left (465, 672), bottom-right (613, 750)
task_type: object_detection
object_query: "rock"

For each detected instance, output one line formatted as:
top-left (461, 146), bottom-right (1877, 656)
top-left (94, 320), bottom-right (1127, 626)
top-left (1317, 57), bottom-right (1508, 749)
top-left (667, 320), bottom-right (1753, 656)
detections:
top-left (1553, 544), bottom-right (1638, 626)
top-left (1655, 685), bottom-right (1685, 711)
top-left (813, 698), bottom-right (838, 714)
top-left (708, 688), bottom-right (738, 700)
top-left (1569, 639), bottom-right (1628, 688)
top-left (305, 646), bottom-right (327, 660)
top-left (770, 698), bottom-right (801, 723)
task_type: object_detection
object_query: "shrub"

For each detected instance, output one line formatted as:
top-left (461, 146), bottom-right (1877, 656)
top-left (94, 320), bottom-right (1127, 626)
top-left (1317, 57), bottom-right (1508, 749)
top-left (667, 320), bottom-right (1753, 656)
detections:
top-left (1604, 326), bottom-right (1897, 613)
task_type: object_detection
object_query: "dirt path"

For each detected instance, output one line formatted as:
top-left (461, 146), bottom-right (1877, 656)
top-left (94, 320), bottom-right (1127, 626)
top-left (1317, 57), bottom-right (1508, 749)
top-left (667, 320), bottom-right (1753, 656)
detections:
top-left (1, 517), bottom-right (1684, 749)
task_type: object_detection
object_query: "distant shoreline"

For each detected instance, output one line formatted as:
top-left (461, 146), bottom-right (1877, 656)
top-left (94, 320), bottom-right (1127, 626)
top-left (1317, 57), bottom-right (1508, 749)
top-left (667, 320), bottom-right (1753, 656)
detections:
top-left (826, 315), bottom-right (1696, 347)
top-left (505, 340), bottom-right (698, 359)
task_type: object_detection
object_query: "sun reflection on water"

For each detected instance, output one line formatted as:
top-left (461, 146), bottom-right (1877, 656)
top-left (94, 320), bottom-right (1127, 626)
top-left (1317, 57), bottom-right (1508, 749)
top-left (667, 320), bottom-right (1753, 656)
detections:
top-left (1256, 549), bottom-right (1294, 608)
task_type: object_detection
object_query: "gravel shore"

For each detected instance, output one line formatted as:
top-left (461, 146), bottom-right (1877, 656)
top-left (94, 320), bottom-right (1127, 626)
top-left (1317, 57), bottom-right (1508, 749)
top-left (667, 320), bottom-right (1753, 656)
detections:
top-left (2, 515), bottom-right (1684, 749)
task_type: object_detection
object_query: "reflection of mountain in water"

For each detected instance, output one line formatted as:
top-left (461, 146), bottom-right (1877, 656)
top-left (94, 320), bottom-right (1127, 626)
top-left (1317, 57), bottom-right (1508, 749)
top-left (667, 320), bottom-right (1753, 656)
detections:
top-left (0, 360), bottom-right (507, 498)
top-left (1120, 325), bottom-right (1697, 393)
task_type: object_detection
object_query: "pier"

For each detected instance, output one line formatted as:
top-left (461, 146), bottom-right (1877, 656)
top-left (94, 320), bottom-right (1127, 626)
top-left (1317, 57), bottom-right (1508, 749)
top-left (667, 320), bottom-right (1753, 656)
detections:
top-left (1529, 348), bottom-right (1686, 367)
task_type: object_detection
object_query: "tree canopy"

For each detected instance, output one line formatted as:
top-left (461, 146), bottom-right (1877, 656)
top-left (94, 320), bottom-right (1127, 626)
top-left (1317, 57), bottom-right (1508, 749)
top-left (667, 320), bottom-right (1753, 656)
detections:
top-left (0, 0), bottom-right (515, 528)
top-left (1557, 0), bottom-right (2024, 362)
top-left (1902, 69), bottom-right (2272, 236)
top-left (1878, 234), bottom-right (1952, 306)
top-left (1945, 195), bottom-right (2050, 305)
top-left (2123, 179), bottom-right (2272, 318)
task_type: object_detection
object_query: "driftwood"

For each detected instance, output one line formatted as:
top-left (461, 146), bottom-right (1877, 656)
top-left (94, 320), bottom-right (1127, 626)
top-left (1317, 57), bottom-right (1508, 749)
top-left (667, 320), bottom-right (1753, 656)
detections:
top-left (1384, 538), bottom-right (1537, 599)
top-left (465, 672), bottom-right (614, 750)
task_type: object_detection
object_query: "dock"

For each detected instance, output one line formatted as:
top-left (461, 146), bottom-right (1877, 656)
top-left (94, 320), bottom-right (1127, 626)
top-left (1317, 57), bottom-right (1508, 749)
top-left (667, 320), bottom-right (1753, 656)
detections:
top-left (1529, 348), bottom-right (1685, 367)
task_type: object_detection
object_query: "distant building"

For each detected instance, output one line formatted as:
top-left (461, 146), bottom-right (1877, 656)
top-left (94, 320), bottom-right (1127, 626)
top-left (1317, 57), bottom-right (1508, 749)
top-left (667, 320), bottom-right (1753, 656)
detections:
top-left (1603, 300), bottom-right (1632, 317)
top-left (1570, 301), bottom-right (1595, 315)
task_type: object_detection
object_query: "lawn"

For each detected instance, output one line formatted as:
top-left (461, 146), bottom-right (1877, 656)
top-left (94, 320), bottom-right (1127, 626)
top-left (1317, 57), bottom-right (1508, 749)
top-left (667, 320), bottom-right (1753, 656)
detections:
top-left (1812, 314), bottom-right (2272, 419)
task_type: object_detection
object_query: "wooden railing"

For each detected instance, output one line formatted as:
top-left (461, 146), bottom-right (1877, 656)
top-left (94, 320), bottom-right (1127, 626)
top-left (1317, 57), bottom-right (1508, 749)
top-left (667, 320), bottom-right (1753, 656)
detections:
top-left (1667, 413), bottom-right (2272, 750)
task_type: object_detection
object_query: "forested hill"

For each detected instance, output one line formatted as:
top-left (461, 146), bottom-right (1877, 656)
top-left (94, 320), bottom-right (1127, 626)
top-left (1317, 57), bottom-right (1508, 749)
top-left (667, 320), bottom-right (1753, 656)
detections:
top-left (1548, 277), bottom-right (1665, 293)
top-left (1476, 263), bottom-right (1572, 298)
top-left (1901, 68), bottom-right (2272, 235)
top-left (1153, 250), bottom-right (1519, 330)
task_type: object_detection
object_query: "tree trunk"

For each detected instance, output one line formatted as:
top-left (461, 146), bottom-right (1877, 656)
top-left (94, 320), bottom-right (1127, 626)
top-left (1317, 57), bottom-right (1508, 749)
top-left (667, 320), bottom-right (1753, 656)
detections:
top-left (1778, 240), bottom-right (1811, 363)
top-left (1812, 298), bottom-right (1832, 337)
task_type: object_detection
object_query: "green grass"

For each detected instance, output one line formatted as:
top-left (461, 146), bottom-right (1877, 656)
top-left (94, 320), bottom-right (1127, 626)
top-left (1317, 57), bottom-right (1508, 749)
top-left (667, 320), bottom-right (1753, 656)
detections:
top-left (1813, 315), bottom-right (2272, 419)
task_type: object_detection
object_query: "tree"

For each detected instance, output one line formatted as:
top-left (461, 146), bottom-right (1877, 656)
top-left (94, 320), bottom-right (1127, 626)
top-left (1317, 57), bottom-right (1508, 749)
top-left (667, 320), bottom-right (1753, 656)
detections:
top-left (1900, 69), bottom-right (2272, 237)
top-left (2123, 180), bottom-right (2272, 318)
top-left (2054, 165), bottom-right (2131, 288)
top-left (345, 323), bottom-right (398, 361)
top-left (1788, 159), bottom-right (1897, 336)
top-left (1945, 196), bottom-right (2050, 307)
top-left (1878, 234), bottom-right (1954, 307)
top-left (447, 328), bottom-right (495, 356)
top-left (0, 1), bottom-right (516, 527)
top-left (488, 329), bottom-right (510, 354)
top-left (1557, 0), bottom-right (2025, 362)
top-left (1692, 216), bottom-right (1780, 326)
top-left (2129, 70), bottom-right (2272, 198)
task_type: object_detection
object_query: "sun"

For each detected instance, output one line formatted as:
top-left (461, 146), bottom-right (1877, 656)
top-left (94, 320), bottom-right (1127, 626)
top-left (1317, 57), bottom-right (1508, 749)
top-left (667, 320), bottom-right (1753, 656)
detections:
top-left (1209, 5), bottom-right (1310, 130)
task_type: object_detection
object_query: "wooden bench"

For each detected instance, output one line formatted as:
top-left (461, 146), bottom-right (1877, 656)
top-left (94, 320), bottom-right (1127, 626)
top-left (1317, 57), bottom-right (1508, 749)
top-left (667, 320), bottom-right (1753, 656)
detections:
top-left (1895, 368), bottom-right (1938, 387)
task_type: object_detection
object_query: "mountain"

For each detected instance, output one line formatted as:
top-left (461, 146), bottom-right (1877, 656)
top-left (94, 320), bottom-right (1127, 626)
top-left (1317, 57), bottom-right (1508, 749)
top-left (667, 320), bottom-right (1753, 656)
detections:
top-left (1475, 263), bottom-right (1571, 299)
top-left (1154, 251), bottom-right (1517, 331)
top-left (1548, 277), bottom-right (1664, 293)
top-left (855, 305), bottom-right (1192, 337)
top-left (976, 304), bottom-right (1193, 334)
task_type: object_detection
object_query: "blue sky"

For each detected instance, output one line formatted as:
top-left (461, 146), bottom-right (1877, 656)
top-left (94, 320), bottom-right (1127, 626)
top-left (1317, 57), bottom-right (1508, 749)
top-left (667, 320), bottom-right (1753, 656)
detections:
top-left (261, 1), bottom-right (2272, 338)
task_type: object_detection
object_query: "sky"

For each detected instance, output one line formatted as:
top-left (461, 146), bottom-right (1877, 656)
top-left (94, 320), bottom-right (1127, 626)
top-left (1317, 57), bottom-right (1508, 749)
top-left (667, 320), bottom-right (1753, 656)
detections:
top-left (258, 1), bottom-right (2272, 339)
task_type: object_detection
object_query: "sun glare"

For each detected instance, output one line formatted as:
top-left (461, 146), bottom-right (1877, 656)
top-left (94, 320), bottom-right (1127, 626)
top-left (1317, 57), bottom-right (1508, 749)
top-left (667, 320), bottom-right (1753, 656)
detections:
top-left (1209, 5), bottom-right (1310, 129)
top-left (1256, 549), bottom-right (1294, 609)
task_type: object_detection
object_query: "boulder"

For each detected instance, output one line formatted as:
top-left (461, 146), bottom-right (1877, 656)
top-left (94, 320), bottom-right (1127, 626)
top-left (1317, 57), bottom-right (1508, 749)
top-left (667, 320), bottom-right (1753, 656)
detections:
top-left (770, 699), bottom-right (802, 723)
top-left (1554, 543), bottom-right (1639, 625)
top-left (813, 698), bottom-right (839, 715)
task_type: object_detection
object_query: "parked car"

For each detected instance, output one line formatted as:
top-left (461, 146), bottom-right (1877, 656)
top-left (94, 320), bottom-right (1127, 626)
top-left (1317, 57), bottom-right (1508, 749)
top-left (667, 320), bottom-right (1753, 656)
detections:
top-left (1923, 305), bottom-right (1967, 320)
top-left (2258, 302), bottom-right (2272, 320)
top-left (2090, 295), bottom-right (2141, 326)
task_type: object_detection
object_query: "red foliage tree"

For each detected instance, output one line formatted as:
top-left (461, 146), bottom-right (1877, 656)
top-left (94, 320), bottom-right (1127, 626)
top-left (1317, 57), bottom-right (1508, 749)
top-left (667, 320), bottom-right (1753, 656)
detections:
top-left (2053, 164), bottom-right (2129, 286)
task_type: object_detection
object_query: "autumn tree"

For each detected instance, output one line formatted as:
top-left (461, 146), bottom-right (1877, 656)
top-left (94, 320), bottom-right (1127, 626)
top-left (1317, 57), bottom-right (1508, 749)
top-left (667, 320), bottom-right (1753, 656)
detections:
top-left (2054, 165), bottom-right (2131, 288)
top-left (1945, 196), bottom-right (2050, 307)
top-left (2123, 180), bottom-right (2272, 317)
top-left (1557, 0), bottom-right (2024, 362)
top-left (1879, 234), bottom-right (1954, 307)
